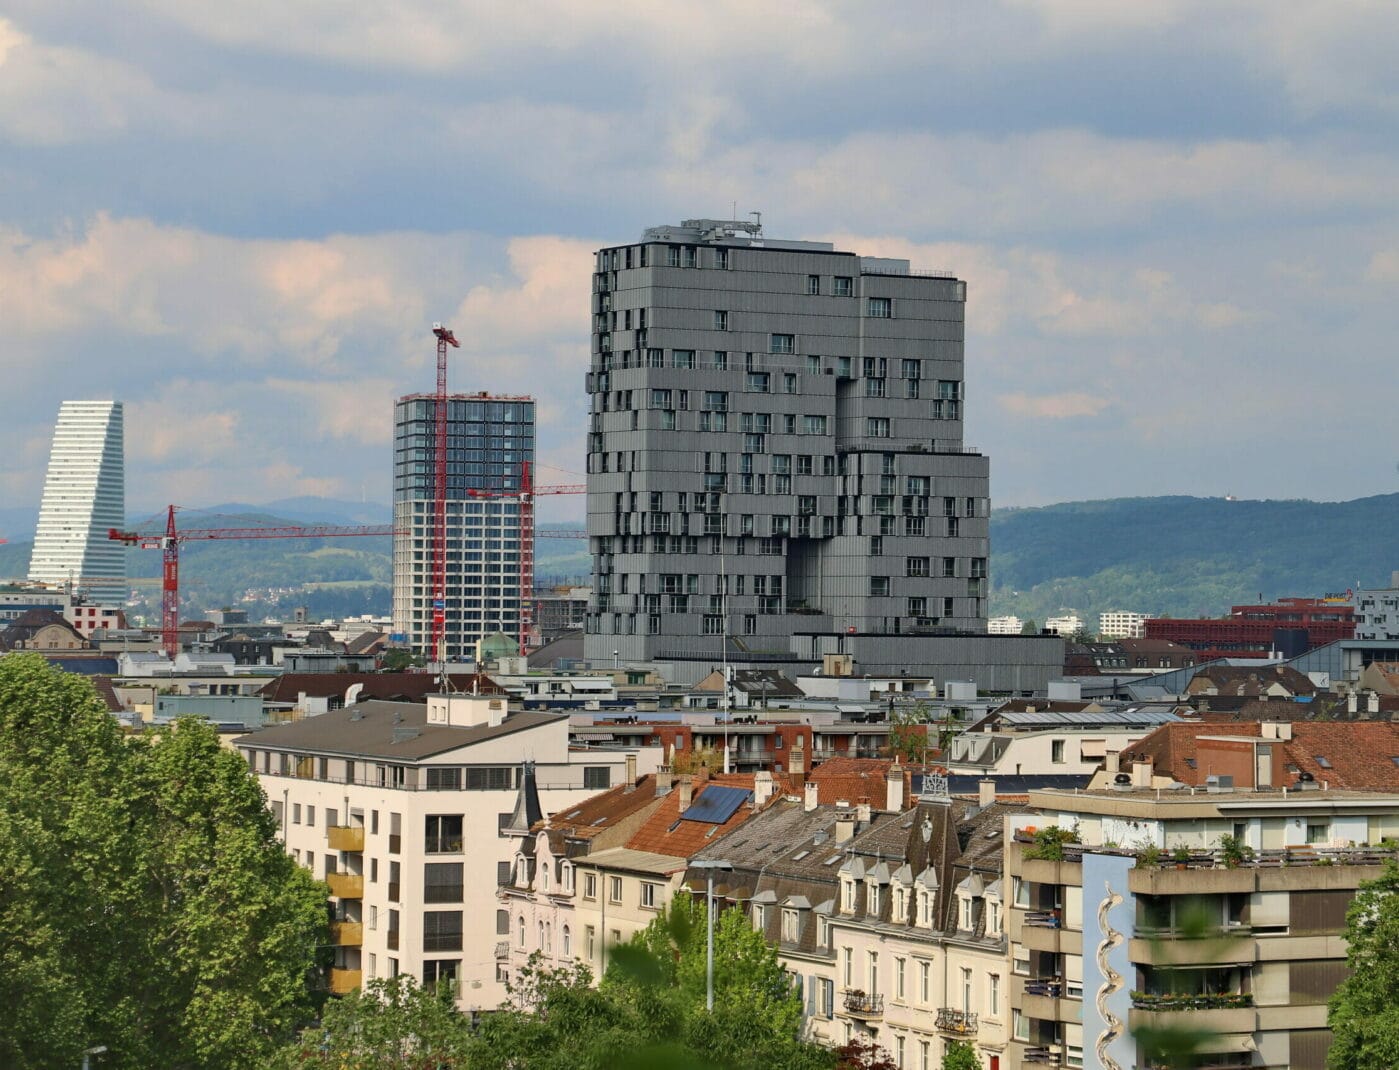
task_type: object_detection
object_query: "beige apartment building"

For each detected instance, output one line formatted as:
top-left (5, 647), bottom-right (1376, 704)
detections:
top-left (235, 692), bottom-right (631, 1010)
top-left (1004, 785), bottom-right (1399, 1070)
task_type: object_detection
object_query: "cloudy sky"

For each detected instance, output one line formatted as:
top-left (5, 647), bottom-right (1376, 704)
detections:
top-left (2, 1), bottom-right (1397, 531)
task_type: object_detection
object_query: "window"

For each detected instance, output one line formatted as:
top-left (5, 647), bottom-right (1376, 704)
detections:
top-left (292, 803), bottom-right (301, 824)
top-left (866, 417), bottom-right (891, 438)
top-left (1013, 946), bottom-right (1030, 975)
top-left (894, 957), bottom-right (906, 999)
top-left (306, 806), bottom-right (315, 826)
top-left (770, 333), bottom-right (794, 354)
top-left (673, 349), bottom-right (695, 369)
top-left (747, 372), bottom-right (770, 393)
top-left (583, 873), bottom-right (597, 900)
top-left (424, 862), bottom-right (464, 903)
top-left (960, 896), bottom-right (973, 930)
top-left (867, 951), bottom-right (878, 994)
top-left (423, 911), bottom-right (463, 952)
top-left (919, 961), bottom-right (930, 1003)
top-left (423, 959), bottom-right (459, 994)
top-left (608, 876), bottom-right (623, 903)
top-left (895, 1036), bottom-right (905, 1068)
top-left (641, 882), bottom-right (660, 909)
top-left (1306, 822), bottom-right (1329, 844)
top-left (908, 597), bottom-right (927, 617)
top-left (867, 297), bottom-right (892, 318)
top-left (988, 973), bottom-right (1000, 1017)
top-left (715, 247), bottom-right (729, 269)
top-left (586, 925), bottom-right (596, 960)
top-left (781, 909), bottom-right (800, 942)
top-left (806, 274), bottom-right (820, 294)
top-left (819, 978), bottom-right (835, 1017)
top-left (842, 947), bottom-right (853, 987)
top-left (714, 311), bottom-right (728, 331)
top-left (667, 245), bottom-right (681, 267)
top-left (833, 276), bottom-right (853, 297)
top-left (865, 377), bottom-right (886, 398)
top-left (803, 415), bottom-right (827, 435)
top-left (817, 915), bottom-right (830, 948)
top-left (1013, 1009), bottom-right (1029, 1042)
top-left (1051, 739), bottom-right (1066, 764)
top-left (870, 577), bottom-right (890, 597)
top-left (584, 767), bottom-right (611, 790)
top-left (753, 904), bottom-right (766, 930)
top-left (562, 925), bottom-right (571, 957)
top-left (907, 556), bottom-right (929, 577)
top-left (784, 373), bottom-right (798, 394)
top-left (425, 815), bottom-right (463, 853)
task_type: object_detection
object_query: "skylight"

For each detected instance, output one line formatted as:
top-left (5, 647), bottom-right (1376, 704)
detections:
top-left (824, 854), bottom-right (842, 866)
top-left (1315, 756), bottom-right (1333, 768)
top-left (792, 850), bottom-right (810, 861)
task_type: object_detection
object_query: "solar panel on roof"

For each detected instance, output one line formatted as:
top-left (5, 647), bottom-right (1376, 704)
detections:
top-left (680, 785), bottom-right (752, 824)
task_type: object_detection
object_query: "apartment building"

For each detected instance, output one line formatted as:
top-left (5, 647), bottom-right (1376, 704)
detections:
top-left (1004, 786), bottom-right (1399, 1070)
top-left (585, 218), bottom-right (992, 677)
top-left (1353, 575), bottom-right (1399, 641)
top-left (234, 692), bottom-right (630, 1010)
top-left (1098, 612), bottom-right (1153, 640)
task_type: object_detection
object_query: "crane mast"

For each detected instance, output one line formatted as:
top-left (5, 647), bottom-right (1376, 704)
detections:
top-left (431, 324), bottom-right (460, 668)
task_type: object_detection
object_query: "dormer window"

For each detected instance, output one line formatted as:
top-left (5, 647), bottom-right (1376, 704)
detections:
top-left (867, 882), bottom-right (881, 915)
top-left (782, 909), bottom-right (801, 942)
top-left (959, 896), bottom-right (973, 930)
top-left (841, 878), bottom-right (857, 913)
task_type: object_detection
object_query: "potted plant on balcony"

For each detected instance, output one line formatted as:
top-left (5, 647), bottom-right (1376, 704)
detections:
top-left (1172, 845), bottom-right (1191, 869)
top-left (1218, 834), bottom-right (1254, 869)
top-left (1136, 844), bottom-right (1163, 869)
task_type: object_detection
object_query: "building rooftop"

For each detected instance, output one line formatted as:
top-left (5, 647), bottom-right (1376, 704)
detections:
top-left (231, 701), bottom-right (560, 761)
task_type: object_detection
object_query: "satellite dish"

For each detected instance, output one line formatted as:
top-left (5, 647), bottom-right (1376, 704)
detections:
top-left (1297, 771), bottom-right (1315, 783)
top-left (1113, 772), bottom-right (1132, 785)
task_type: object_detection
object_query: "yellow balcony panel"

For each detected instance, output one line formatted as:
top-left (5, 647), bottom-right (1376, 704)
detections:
top-left (330, 921), bottom-right (363, 947)
top-left (328, 968), bottom-right (362, 995)
top-left (327, 873), bottom-right (364, 899)
top-left (327, 825), bottom-right (365, 852)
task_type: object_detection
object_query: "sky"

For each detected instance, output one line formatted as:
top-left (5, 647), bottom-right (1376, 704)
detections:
top-left (2, 0), bottom-right (1397, 532)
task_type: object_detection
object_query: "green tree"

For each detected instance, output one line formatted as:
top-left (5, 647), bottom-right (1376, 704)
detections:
top-left (885, 703), bottom-right (933, 764)
top-left (941, 1040), bottom-right (980, 1070)
top-left (381, 648), bottom-right (425, 672)
top-left (0, 654), bottom-right (327, 1070)
top-left (1328, 860), bottom-right (1399, 1068)
top-left (275, 975), bottom-right (471, 1068)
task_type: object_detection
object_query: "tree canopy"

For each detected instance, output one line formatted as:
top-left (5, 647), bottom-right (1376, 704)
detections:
top-left (1329, 860), bottom-right (1399, 1068)
top-left (0, 654), bottom-right (327, 1070)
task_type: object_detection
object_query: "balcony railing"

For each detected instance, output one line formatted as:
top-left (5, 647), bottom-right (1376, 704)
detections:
top-left (1024, 910), bottom-right (1062, 928)
top-left (935, 1008), bottom-right (978, 1035)
top-left (842, 990), bottom-right (884, 1018)
top-left (425, 835), bottom-right (464, 853)
top-left (326, 873), bottom-right (364, 899)
top-left (1131, 992), bottom-right (1254, 1011)
top-left (1025, 977), bottom-right (1065, 998)
top-left (1023, 1047), bottom-right (1060, 1065)
top-left (328, 968), bottom-right (362, 995)
top-left (329, 921), bottom-right (363, 947)
top-left (327, 825), bottom-right (365, 852)
top-left (495, 941), bottom-right (511, 959)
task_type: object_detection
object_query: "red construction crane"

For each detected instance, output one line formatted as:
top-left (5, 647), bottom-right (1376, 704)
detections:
top-left (431, 323), bottom-right (460, 665)
top-left (109, 505), bottom-right (397, 657)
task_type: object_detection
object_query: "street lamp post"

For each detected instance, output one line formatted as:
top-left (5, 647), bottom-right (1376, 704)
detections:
top-left (691, 860), bottom-right (733, 1012)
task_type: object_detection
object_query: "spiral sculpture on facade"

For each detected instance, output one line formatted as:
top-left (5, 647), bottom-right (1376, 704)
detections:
top-left (1094, 879), bottom-right (1126, 1070)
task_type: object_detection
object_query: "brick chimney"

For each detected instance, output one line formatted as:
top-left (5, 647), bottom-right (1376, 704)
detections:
top-left (656, 763), bottom-right (673, 796)
top-left (979, 777), bottom-right (995, 808)
top-left (678, 774), bottom-right (694, 813)
top-left (804, 780), bottom-right (819, 812)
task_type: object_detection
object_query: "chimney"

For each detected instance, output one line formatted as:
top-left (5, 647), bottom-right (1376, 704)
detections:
top-left (656, 764), bottom-right (673, 796)
top-left (1348, 691), bottom-right (1358, 714)
top-left (754, 770), bottom-right (775, 809)
top-left (678, 774), bottom-right (694, 813)
top-left (978, 778), bottom-right (996, 809)
top-left (624, 753), bottom-right (637, 793)
top-left (804, 780), bottom-right (819, 812)
top-left (790, 734), bottom-right (807, 777)
top-left (856, 797), bottom-right (872, 825)
top-left (885, 760), bottom-right (904, 812)
top-left (1131, 760), bottom-right (1153, 788)
top-left (1104, 750), bottom-right (1120, 774)
top-left (835, 809), bottom-right (855, 842)
top-left (1369, 691), bottom-right (1380, 714)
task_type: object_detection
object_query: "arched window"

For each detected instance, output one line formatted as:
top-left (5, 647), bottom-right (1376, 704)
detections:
top-left (545, 922), bottom-right (552, 953)
top-left (562, 924), bottom-right (571, 957)
top-left (518, 915), bottom-right (525, 947)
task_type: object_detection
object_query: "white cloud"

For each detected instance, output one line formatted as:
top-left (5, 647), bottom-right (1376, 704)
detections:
top-left (999, 392), bottom-right (1112, 420)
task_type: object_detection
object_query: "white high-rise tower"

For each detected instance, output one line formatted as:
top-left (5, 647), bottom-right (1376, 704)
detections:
top-left (28, 401), bottom-right (126, 605)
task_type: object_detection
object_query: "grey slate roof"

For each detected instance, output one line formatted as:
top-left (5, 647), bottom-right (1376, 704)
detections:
top-left (231, 700), bottom-right (561, 760)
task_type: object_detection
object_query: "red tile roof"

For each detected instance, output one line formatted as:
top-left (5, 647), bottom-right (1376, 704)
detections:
top-left (624, 772), bottom-right (780, 857)
top-left (806, 755), bottom-right (897, 806)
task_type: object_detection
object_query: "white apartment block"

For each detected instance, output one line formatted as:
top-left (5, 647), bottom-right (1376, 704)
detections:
top-left (1097, 610), bottom-right (1153, 640)
top-left (235, 693), bottom-right (630, 1010)
top-left (28, 400), bottom-right (125, 605)
top-left (988, 616), bottom-right (1024, 636)
top-left (1042, 615), bottom-right (1083, 639)
top-left (1355, 575), bottom-right (1399, 641)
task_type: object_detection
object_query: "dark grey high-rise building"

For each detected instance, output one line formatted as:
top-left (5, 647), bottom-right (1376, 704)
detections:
top-left (584, 220), bottom-right (990, 668)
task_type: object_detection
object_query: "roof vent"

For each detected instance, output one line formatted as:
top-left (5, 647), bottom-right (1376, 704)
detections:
top-left (1111, 772), bottom-right (1132, 792)
top-left (1205, 774), bottom-right (1234, 794)
top-left (392, 727), bottom-right (420, 744)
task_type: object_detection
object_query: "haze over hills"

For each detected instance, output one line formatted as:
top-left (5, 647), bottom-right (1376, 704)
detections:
top-left (1, 494), bottom-right (1394, 628)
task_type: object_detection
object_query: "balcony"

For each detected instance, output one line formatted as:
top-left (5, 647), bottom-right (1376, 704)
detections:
top-left (495, 940), bottom-right (511, 960)
top-left (327, 825), bottom-right (365, 852)
top-left (935, 1008), bottom-right (978, 1036)
top-left (326, 873), bottom-right (364, 899)
top-left (842, 990), bottom-right (884, 1019)
top-left (1022, 1046), bottom-right (1061, 1066)
top-left (1129, 1001), bottom-right (1255, 1036)
top-left (328, 968), bottom-right (362, 995)
top-left (329, 921), bottom-right (363, 947)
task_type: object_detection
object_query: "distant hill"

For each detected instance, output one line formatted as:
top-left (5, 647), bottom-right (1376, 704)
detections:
top-left (4, 495), bottom-right (1393, 630)
top-left (989, 494), bottom-right (1399, 626)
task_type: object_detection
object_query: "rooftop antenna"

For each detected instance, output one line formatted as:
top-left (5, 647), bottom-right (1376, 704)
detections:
top-left (721, 550), bottom-right (730, 775)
